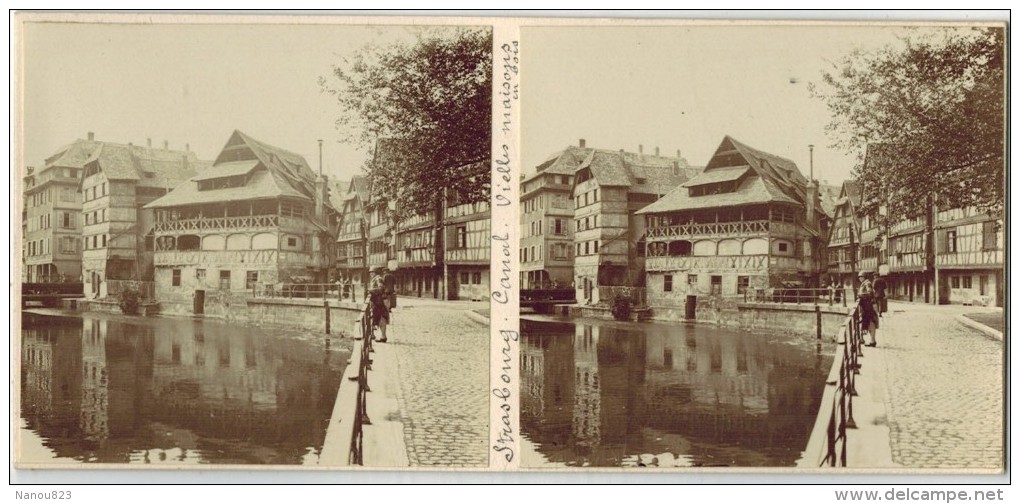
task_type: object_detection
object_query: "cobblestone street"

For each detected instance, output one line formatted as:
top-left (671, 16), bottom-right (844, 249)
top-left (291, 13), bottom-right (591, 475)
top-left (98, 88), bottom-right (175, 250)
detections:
top-left (383, 297), bottom-right (489, 467)
top-left (877, 302), bottom-right (1003, 469)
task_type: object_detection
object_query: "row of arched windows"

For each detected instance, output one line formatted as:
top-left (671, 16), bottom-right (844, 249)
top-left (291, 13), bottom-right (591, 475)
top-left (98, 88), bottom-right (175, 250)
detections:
top-left (155, 233), bottom-right (304, 252)
top-left (644, 238), bottom-right (802, 257)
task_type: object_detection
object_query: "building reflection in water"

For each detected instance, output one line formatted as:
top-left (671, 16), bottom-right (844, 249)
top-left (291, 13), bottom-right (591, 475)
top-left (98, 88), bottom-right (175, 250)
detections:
top-left (521, 318), bottom-right (833, 468)
top-left (20, 312), bottom-right (349, 465)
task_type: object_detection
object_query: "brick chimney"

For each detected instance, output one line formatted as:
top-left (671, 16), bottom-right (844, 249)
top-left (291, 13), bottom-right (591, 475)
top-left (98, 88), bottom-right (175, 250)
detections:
top-left (655, 146), bottom-right (660, 156)
top-left (147, 138), bottom-right (152, 148)
top-left (315, 175), bottom-right (327, 222)
top-left (639, 144), bottom-right (644, 155)
top-left (87, 132), bottom-right (95, 141)
top-left (806, 180), bottom-right (817, 226)
top-left (579, 138), bottom-right (586, 148)
top-left (163, 140), bottom-right (169, 150)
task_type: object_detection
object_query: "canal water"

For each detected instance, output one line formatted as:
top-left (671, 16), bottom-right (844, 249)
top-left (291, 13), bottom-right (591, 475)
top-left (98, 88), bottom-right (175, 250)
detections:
top-left (521, 316), bottom-right (835, 468)
top-left (18, 311), bottom-right (352, 465)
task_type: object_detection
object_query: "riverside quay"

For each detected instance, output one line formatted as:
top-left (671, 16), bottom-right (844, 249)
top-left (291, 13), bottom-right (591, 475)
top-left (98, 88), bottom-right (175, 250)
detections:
top-left (519, 133), bottom-right (1003, 470)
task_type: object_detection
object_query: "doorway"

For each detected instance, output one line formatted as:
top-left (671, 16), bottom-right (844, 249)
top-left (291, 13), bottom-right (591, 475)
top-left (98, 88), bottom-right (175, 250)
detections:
top-left (194, 290), bottom-right (205, 315)
top-left (685, 295), bottom-right (697, 320)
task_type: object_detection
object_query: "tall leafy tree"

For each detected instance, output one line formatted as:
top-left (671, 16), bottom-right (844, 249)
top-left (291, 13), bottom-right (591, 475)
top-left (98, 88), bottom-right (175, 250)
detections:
top-left (814, 27), bottom-right (1003, 302)
top-left (814, 27), bottom-right (1004, 221)
top-left (320, 27), bottom-right (492, 222)
top-left (320, 28), bottom-right (491, 299)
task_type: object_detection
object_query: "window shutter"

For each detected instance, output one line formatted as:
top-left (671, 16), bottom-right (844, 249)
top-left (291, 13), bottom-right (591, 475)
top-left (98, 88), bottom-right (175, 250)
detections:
top-left (983, 221), bottom-right (997, 250)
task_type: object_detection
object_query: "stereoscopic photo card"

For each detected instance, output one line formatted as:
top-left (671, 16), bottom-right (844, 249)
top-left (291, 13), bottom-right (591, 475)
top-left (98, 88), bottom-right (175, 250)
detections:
top-left (11, 12), bottom-right (1006, 478)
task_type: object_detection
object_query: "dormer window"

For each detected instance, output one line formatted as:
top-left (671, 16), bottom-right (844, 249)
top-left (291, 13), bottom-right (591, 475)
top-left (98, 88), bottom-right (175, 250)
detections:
top-left (689, 182), bottom-right (734, 197)
top-left (197, 174), bottom-right (246, 191)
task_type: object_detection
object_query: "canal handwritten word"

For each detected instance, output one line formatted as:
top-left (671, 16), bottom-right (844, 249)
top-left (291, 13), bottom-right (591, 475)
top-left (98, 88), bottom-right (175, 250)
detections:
top-left (491, 232), bottom-right (513, 305)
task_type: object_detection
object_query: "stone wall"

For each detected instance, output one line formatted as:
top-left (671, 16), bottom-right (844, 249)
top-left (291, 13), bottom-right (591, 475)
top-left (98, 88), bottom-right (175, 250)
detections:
top-left (647, 294), bottom-right (851, 338)
top-left (735, 303), bottom-right (850, 338)
top-left (157, 288), bottom-right (362, 335)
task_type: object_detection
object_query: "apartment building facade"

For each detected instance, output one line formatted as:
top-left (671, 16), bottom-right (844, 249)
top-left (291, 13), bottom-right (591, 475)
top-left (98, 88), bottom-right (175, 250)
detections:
top-left (80, 138), bottom-right (204, 299)
top-left (23, 139), bottom-right (90, 283)
top-left (520, 142), bottom-right (580, 289)
top-left (570, 144), bottom-right (697, 303)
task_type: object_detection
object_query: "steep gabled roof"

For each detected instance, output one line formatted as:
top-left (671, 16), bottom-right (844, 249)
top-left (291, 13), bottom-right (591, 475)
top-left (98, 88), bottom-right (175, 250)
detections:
top-left (349, 175), bottom-right (371, 205)
top-left (45, 140), bottom-right (102, 168)
top-left (80, 142), bottom-right (201, 188)
top-left (533, 146), bottom-right (590, 176)
top-left (145, 130), bottom-right (315, 209)
top-left (528, 144), bottom-right (701, 191)
top-left (843, 180), bottom-right (863, 210)
top-left (572, 147), bottom-right (698, 195)
top-left (637, 136), bottom-right (824, 216)
top-left (216, 130), bottom-right (318, 199)
top-left (818, 183), bottom-right (842, 218)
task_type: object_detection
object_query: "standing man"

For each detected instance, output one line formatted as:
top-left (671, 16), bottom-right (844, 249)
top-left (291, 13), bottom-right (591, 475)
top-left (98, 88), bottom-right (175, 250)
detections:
top-left (857, 271), bottom-right (879, 347)
top-left (383, 266), bottom-right (396, 310)
top-left (874, 273), bottom-right (888, 318)
top-left (369, 267), bottom-right (389, 343)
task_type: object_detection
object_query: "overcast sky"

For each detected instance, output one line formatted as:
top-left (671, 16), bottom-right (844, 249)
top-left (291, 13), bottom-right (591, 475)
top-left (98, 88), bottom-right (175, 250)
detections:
top-left (20, 21), bottom-right (453, 183)
top-left (521, 24), bottom-right (954, 187)
top-left (19, 20), bottom-right (990, 191)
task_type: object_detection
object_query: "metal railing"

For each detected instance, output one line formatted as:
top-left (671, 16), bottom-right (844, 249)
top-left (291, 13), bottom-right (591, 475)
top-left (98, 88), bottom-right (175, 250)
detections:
top-left (743, 287), bottom-right (855, 307)
top-left (820, 301), bottom-right (865, 467)
top-left (251, 282), bottom-right (360, 303)
top-left (347, 300), bottom-right (375, 465)
top-left (645, 219), bottom-right (771, 239)
top-left (153, 214), bottom-right (279, 233)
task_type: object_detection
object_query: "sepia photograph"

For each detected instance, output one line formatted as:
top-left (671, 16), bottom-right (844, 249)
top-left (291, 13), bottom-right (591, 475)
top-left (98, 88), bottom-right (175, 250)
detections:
top-left (14, 15), bottom-right (492, 468)
top-left (518, 23), bottom-right (1005, 471)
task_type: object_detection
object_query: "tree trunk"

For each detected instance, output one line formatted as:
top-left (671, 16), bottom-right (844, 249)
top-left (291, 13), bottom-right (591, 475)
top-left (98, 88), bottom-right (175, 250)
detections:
top-left (433, 193), bottom-right (445, 300)
top-left (924, 193), bottom-right (935, 304)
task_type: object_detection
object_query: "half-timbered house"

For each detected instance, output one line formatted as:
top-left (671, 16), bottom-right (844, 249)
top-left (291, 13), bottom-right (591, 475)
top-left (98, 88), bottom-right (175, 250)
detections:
top-left (636, 136), bottom-right (829, 312)
top-left (825, 181), bottom-right (862, 288)
top-left (145, 130), bottom-right (336, 315)
top-left (442, 173), bottom-right (491, 301)
top-left (335, 175), bottom-right (370, 289)
top-left (80, 138), bottom-right (205, 299)
top-left (571, 145), bottom-right (697, 304)
top-left (930, 207), bottom-right (1003, 306)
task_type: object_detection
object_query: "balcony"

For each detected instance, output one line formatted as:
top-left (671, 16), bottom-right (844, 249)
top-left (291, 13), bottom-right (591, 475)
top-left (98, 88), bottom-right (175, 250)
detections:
top-left (936, 249), bottom-right (1003, 268)
top-left (399, 246), bottom-right (435, 267)
top-left (826, 261), bottom-right (856, 274)
top-left (645, 220), bottom-right (791, 241)
top-left (154, 249), bottom-right (279, 266)
top-left (154, 215), bottom-right (279, 234)
top-left (645, 254), bottom-right (804, 272)
top-left (888, 252), bottom-right (925, 272)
